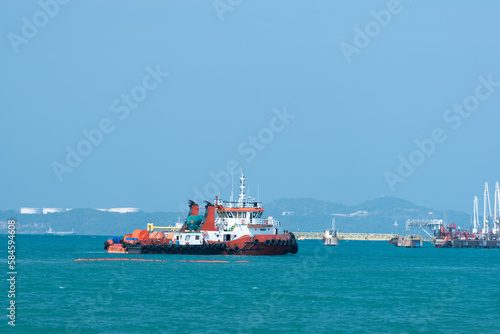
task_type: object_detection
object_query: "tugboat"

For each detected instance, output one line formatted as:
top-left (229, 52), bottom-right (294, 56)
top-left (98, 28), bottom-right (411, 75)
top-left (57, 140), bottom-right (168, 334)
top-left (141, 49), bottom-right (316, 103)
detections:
top-left (105, 172), bottom-right (298, 255)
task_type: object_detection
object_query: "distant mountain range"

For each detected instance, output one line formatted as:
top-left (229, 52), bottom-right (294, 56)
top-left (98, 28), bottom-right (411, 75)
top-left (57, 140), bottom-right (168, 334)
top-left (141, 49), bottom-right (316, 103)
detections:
top-left (263, 197), bottom-right (469, 234)
top-left (0, 197), bottom-right (471, 235)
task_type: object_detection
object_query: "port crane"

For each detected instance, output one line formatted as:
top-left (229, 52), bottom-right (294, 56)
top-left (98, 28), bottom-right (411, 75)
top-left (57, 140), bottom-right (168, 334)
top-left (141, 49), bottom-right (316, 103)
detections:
top-left (473, 196), bottom-right (481, 235)
top-left (471, 182), bottom-right (500, 238)
top-left (494, 182), bottom-right (500, 235)
top-left (483, 182), bottom-right (492, 235)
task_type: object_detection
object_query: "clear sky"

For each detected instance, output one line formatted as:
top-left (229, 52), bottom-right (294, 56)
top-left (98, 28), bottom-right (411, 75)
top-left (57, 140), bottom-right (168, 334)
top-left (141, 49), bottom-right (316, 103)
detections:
top-left (1, 0), bottom-right (500, 212)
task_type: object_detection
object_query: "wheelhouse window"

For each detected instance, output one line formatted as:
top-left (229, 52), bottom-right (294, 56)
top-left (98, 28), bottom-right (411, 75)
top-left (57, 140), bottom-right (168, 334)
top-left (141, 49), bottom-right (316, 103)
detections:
top-left (243, 212), bottom-right (246, 218)
top-left (227, 212), bottom-right (233, 218)
top-left (195, 235), bottom-right (200, 240)
top-left (238, 212), bottom-right (242, 218)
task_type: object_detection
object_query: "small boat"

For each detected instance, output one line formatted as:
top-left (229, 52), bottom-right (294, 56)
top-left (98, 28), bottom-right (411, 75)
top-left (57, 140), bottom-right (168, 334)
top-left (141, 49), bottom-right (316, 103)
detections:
top-left (46, 226), bottom-right (75, 236)
top-left (389, 235), bottom-right (423, 248)
top-left (323, 218), bottom-right (339, 246)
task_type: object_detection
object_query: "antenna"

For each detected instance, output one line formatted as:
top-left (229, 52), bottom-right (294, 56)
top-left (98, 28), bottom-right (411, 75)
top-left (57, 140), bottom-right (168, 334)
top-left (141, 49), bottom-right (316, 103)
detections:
top-left (257, 185), bottom-right (260, 203)
top-left (238, 171), bottom-right (246, 203)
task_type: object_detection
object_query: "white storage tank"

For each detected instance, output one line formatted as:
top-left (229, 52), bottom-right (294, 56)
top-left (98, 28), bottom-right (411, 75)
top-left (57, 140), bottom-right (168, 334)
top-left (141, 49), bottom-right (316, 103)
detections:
top-left (42, 208), bottom-right (63, 214)
top-left (20, 208), bottom-right (41, 214)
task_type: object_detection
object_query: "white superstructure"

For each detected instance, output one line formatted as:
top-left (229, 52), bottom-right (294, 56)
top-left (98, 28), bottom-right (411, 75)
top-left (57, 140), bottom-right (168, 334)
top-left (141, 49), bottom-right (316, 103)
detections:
top-left (210, 172), bottom-right (283, 243)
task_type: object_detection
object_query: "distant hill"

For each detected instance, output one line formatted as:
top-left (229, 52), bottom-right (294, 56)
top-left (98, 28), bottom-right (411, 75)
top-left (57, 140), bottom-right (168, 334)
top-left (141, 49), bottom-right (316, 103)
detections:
top-left (264, 197), bottom-right (470, 234)
top-left (0, 209), bottom-right (182, 236)
top-left (0, 197), bottom-right (470, 235)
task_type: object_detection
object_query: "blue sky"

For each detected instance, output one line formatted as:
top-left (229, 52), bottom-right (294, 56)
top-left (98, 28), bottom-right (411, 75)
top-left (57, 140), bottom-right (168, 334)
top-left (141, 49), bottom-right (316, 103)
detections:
top-left (1, 0), bottom-right (500, 212)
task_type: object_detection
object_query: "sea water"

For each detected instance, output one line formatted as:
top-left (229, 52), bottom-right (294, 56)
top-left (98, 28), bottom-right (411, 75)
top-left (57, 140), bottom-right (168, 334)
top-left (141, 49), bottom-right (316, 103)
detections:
top-left (1, 235), bottom-right (499, 333)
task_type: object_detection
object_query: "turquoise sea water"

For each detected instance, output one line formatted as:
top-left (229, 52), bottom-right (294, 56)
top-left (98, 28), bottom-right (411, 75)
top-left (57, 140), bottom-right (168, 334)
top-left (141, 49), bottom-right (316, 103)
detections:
top-left (1, 235), bottom-right (499, 334)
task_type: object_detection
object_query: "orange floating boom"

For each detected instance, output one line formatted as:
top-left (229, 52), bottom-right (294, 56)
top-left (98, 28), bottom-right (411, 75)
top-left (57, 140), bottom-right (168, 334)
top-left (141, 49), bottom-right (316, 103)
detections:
top-left (74, 258), bottom-right (168, 262)
top-left (74, 258), bottom-right (250, 263)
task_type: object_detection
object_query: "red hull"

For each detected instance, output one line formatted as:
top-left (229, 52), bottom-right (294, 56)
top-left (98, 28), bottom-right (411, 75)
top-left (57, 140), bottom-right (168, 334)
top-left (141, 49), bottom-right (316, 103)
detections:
top-left (105, 233), bottom-right (298, 256)
top-left (225, 234), bottom-right (298, 255)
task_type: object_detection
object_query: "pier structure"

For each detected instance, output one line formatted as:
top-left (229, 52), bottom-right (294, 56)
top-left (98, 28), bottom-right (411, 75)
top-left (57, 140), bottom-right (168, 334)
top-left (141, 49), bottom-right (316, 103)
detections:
top-left (295, 232), bottom-right (398, 241)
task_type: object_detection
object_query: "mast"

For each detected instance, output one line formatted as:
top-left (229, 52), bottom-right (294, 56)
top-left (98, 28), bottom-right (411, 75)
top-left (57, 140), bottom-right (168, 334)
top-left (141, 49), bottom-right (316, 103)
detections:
top-left (238, 171), bottom-right (246, 203)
